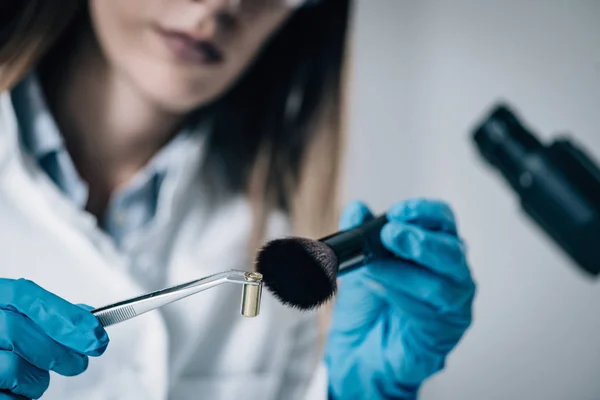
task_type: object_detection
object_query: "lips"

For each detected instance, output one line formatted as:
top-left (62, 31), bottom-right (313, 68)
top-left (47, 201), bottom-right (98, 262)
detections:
top-left (157, 28), bottom-right (224, 65)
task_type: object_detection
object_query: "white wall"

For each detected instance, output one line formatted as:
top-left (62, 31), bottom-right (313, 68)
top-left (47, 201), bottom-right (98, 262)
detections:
top-left (346, 1), bottom-right (600, 399)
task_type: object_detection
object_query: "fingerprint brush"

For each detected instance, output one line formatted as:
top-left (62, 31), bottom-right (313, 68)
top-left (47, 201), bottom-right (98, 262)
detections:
top-left (256, 215), bottom-right (390, 310)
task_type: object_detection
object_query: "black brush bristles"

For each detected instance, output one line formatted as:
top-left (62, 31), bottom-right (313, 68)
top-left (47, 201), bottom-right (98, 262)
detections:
top-left (256, 237), bottom-right (339, 310)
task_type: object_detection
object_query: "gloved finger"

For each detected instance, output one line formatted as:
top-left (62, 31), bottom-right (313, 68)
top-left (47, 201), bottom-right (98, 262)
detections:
top-left (0, 351), bottom-right (49, 399)
top-left (364, 260), bottom-right (475, 315)
top-left (381, 221), bottom-right (471, 283)
top-left (330, 268), bottom-right (386, 336)
top-left (0, 279), bottom-right (109, 356)
top-left (377, 311), bottom-right (463, 384)
top-left (387, 198), bottom-right (458, 235)
top-left (0, 390), bottom-right (29, 400)
top-left (339, 200), bottom-right (374, 230)
top-left (383, 289), bottom-right (473, 338)
top-left (0, 310), bottom-right (89, 377)
top-left (75, 305), bottom-right (108, 354)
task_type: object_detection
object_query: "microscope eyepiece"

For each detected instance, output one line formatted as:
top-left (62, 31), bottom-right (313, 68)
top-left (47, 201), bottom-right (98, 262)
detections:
top-left (473, 104), bottom-right (544, 191)
top-left (472, 103), bottom-right (600, 276)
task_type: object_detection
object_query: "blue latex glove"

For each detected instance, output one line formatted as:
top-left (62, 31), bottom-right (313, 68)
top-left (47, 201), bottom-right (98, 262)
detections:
top-left (0, 279), bottom-right (109, 399)
top-left (325, 199), bottom-right (476, 399)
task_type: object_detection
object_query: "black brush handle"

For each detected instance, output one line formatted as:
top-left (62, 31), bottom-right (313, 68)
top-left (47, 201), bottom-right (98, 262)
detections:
top-left (319, 215), bottom-right (392, 275)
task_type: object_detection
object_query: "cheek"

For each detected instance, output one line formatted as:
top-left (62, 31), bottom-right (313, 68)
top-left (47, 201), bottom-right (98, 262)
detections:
top-left (89, 0), bottom-right (229, 111)
top-left (89, 0), bottom-right (148, 55)
top-left (89, 0), bottom-right (158, 98)
top-left (226, 11), bottom-right (291, 80)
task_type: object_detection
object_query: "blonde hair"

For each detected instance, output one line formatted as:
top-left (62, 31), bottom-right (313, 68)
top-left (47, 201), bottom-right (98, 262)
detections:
top-left (1, 0), bottom-right (353, 347)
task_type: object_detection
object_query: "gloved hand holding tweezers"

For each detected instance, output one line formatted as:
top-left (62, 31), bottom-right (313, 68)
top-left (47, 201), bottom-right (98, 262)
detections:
top-left (0, 270), bottom-right (262, 399)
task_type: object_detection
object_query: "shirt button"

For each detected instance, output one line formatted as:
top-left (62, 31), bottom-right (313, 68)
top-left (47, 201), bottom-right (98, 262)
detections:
top-left (113, 211), bottom-right (126, 226)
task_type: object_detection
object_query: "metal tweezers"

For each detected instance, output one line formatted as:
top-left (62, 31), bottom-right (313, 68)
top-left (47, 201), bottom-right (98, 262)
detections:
top-left (91, 270), bottom-right (263, 327)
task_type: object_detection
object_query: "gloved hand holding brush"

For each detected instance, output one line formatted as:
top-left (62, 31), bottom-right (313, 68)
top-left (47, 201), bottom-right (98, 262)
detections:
top-left (324, 199), bottom-right (475, 399)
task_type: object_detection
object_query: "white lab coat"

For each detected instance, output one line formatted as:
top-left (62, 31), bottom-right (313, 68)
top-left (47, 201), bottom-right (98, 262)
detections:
top-left (0, 92), bottom-right (328, 400)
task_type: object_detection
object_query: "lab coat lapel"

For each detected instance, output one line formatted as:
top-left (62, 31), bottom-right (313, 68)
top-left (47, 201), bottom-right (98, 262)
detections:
top-left (0, 92), bottom-right (170, 399)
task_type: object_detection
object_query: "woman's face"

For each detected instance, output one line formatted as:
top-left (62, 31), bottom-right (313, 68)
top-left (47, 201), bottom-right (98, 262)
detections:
top-left (89, 0), bottom-right (302, 113)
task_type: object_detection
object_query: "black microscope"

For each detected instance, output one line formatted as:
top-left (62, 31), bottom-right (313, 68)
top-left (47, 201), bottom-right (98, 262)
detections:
top-left (471, 103), bottom-right (600, 276)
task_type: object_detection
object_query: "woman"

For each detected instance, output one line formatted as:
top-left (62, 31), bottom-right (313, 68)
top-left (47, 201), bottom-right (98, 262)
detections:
top-left (0, 1), bottom-right (475, 399)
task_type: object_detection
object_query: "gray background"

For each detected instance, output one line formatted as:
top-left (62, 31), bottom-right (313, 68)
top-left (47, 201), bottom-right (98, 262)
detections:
top-left (345, 1), bottom-right (600, 399)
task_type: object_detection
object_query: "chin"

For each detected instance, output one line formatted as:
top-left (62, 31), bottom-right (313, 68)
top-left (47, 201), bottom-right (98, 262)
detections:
top-left (151, 86), bottom-right (218, 114)
top-left (127, 62), bottom-right (230, 114)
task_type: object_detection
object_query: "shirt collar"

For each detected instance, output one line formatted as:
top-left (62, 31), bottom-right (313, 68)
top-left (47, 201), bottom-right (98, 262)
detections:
top-left (10, 72), bottom-right (65, 159)
top-left (10, 72), bottom-right (208, 175)
top-left (9, 72), bottom-right (210, 214)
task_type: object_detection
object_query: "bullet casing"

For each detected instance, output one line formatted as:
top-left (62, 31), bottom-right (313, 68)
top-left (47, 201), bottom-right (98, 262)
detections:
top-left (241, 272), bottom-right (263, 317)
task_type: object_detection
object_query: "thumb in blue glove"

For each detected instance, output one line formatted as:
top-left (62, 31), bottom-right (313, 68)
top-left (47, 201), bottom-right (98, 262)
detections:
top-left (0, 279), bottom-right (109, 399)
top-left (325, 199), bottom-right (476, 400)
